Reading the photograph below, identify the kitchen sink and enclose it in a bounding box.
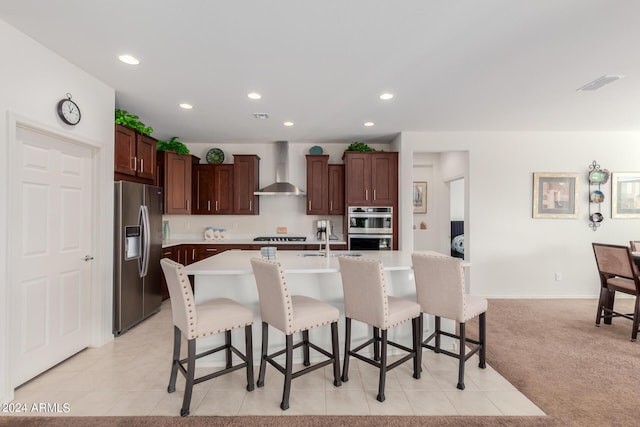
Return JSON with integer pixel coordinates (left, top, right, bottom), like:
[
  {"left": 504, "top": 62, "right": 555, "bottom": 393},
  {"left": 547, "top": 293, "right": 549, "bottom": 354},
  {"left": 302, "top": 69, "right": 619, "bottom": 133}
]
[{"left": 297, "top": 251, "right": 362, "bottom": 257}]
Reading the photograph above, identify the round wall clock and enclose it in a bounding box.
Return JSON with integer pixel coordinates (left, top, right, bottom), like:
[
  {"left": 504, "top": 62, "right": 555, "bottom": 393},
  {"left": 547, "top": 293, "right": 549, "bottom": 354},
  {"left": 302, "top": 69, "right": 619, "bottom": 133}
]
[{"left": 57, "top": 93, "right": 81, "bottom": 125}]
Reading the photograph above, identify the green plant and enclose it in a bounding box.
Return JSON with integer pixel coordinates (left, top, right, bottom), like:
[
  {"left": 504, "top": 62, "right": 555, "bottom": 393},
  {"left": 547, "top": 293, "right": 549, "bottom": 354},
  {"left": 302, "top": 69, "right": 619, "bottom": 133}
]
[
  {"left": 157, "top": 136, "right": 190, "bottom": 155},
  {"left": 115, "top": 109, "right": 154, "bottom": 135},
  {"left": 345, "top": 141, "right": 377, "bottom": 152}
]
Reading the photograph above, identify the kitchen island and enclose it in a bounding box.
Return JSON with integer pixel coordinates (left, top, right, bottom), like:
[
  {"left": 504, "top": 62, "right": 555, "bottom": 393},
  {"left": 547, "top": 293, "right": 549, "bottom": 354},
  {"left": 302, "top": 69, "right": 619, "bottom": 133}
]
[{"left": 184, "top": 249, "right": 421, "bottom": 366}]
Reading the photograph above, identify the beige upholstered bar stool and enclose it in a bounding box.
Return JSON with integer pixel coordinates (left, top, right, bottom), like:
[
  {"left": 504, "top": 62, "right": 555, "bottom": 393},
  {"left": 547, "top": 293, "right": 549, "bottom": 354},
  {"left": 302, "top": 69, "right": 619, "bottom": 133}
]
[
  {"left": 411, "top": 252, "right": 487, "bottom": 390},
  {"left": 250, "top": 258, "right": 341, "bottom": 410},
  {"left": 160, "top": 259, "right": 254, "bottom": 417},
  {"left": 338, "top": 256, "right": 422, "bottom": 402}
]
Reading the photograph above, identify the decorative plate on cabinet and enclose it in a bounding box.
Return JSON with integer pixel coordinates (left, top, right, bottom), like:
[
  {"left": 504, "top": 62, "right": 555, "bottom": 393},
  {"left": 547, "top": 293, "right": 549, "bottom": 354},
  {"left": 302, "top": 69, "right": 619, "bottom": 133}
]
[
  {"left": 206, "top": 148, "right": 225, "bottom": 164},
  {"left": 309, "top": 146, "right": 323, "bottom": 155}
]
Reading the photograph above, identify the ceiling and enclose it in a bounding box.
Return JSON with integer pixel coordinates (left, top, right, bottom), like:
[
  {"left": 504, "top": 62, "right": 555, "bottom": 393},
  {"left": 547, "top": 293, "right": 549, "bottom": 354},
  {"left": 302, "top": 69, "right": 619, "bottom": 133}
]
[{"left": 2, "top": 0, "right": 640, "bottom": 144}]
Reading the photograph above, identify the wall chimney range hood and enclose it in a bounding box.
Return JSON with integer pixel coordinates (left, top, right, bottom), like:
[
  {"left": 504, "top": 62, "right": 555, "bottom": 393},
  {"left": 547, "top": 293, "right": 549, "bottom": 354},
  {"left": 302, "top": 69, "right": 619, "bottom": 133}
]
[{"left": 254, "top": 141, "right": 305, "bottom": 196}]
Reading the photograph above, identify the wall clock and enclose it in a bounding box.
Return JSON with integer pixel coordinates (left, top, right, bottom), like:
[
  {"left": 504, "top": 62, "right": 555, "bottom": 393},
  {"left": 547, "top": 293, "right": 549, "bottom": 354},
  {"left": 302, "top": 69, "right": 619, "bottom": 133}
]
[{"left": 57, "top": 93, "right": 81, "bottom": 125}]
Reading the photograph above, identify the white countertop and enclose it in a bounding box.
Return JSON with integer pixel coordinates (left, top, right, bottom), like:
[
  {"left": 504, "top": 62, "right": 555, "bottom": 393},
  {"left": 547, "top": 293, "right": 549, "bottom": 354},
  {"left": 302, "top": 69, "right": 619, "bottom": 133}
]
[{"left": 184, "top": 249, "right": 422, "bottom": 275}]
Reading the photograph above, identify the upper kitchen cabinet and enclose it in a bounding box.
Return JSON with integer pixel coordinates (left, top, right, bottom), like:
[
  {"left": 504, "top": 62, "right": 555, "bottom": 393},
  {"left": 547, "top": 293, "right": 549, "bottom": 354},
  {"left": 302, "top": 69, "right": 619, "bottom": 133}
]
[
  {"left": 233, "top": 155, "right": 260, "bottom": 215},
  {"left": 114, "top": 124, "right": 157, "bottom": 183},
  {"left": 158, "top": 151, "right": 198, "bottom": 214},
  {"left": 344, "top": 151, "right": 398, "bottom": 206},
  {"left": 328, "top": 164, "right": 345, "bottom": 214},
  {"left": 306, "top": 155, "right": 328, "bottom": 215},
  {"left": 306, "top": 155, "right": 345, "bottom": 215},
  {"left": 192, "top": 164, "right": 234, "bottom": 215}
]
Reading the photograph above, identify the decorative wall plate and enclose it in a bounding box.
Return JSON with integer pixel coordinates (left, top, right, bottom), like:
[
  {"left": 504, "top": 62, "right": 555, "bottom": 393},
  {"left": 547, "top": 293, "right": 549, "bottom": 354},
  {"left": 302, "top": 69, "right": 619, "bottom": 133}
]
[
  {"left": 206, "top": 148, "right": 225, "bottom": 164},
  {"left": 590, "top": 190, "right": 604, "bottom": 203},
  {"left": 589, "top": 169, "right": 609, "bottom": 184}
]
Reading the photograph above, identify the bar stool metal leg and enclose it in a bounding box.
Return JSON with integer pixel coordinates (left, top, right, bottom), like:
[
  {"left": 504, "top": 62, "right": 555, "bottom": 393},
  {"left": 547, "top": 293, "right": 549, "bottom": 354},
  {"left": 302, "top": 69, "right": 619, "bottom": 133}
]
[
  {"left": 373, "top": 327, "right": 381, "bottom": 361},
  {"left": 168, "top": 326, "right": 181, "bottom": 393},
  {"left": 257, "top": 322, "right": 268, "bottom": 387},
  {"left": 412, "top": 316, "right": 421, "bottom": 379},
  {"left": 225, "top": 330, "right": 232, "bottom": 369},
  {"left": 245, "top": 324, "right": 255, "bottom": 391},
  {"left": 181, "top": 339, "right": 196, "bottom": 416},
  {"left": 434, "top": 316, "right": 441, "bottom": 352},
  {"left": 342, "top": 317, "right": 352, "bottom": 382},
  {"left": 377, "top": 330, "right": 387, "bottom": 402},
  {"left": 479, "top": 313, "right": 486, "bottom": 369},
  {"left": 281, "top": 334, "right": 294, "bottom": 410},
  {"left": 457, "top": 322, "right": 466, "bottom": 390},
  {"left": 330, "top": 322, "right": 341, "bottom": 386},
  {"left": 302, "top": 330, "right": 310, "bottom": 366}
]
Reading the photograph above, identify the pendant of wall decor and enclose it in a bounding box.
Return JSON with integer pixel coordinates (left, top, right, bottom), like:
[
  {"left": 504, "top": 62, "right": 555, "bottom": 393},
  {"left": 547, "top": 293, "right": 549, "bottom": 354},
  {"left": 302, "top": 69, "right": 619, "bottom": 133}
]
[{"left": 588, "top": 160, "right": 608, "bottom": 231}]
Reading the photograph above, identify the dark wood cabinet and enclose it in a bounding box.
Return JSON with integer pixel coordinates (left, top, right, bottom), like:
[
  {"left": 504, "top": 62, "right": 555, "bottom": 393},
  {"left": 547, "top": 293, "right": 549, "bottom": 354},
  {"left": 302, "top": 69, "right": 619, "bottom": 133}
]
[
  {"left": 233, "top": 155, "right": 260, "bottom": 215},
  {"left": 328, "top": 164, "right": 345, "bottom": 215},
  {"left": 158, "top": 151, "right": 198, "bottom": 214},
  {"left": 306, "top": 155, "right": 328, "bottom": 214},
  {"left": 306, "top": 155, "right": 345, "bottom": 215},
  {"left": 160, "top": 246, "right": 175, "bottom": 300},
  {"left": 114, "top": 124, "right": 157, "bottom": 183},
  {"left": 192, "top": 164, "right": 234, "bottom": 215},
  {"left": 344, "top": 152, "right": 398, "bottom": 206}
]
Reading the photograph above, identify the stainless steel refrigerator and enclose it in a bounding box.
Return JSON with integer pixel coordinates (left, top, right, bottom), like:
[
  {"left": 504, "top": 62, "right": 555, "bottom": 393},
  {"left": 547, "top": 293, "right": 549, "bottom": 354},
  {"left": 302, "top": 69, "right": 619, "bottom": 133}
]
[{"left": 113, "top": 181, "right": 163, "bottom": 336}]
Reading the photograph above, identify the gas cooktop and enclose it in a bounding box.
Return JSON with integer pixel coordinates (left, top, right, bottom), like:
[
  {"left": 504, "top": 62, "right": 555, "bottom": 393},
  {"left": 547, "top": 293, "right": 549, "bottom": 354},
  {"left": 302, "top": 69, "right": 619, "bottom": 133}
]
[{"left": 253, "top": 236, "right": 307, "bottom": 242}]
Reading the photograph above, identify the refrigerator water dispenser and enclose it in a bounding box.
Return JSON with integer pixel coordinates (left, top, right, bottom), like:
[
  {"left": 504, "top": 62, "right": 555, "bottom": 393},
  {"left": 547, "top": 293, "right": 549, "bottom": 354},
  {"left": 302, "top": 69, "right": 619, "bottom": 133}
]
[{"left": 125, "top": 226, "right": 141, "bottom": 260}]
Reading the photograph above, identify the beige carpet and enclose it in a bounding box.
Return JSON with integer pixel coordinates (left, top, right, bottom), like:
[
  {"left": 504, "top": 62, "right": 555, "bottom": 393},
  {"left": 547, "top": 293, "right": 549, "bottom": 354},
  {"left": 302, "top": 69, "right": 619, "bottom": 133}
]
[{"left": 2, "top": 298, "right": 637, "bottom": 426}]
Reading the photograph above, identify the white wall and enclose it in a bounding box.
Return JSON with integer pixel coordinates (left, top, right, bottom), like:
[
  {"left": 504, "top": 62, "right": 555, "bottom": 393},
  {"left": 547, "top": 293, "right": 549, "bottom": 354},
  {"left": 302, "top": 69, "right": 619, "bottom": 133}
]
[
  {"left": 0, "top": 20, "right": 115, "bottom": 403},
  {"left": 400, "top": 131, "right": 640, "bottom": 298}
]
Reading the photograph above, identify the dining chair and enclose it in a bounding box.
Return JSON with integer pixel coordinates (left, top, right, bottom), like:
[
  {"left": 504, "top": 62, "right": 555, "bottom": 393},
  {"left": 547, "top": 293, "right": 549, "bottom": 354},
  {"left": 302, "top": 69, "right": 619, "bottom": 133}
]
[
  {"left": 160, "top": 258, "right": 254, "bottom": 416},
  {"left": 592, "top": 243, "right": 640, "bottom": 341},
  {"left": 338, "top": 256, "right": 421, "bottom": 402},
  {"left": 250, "top": 258, "right": 341, "bottom": 410},
  {"left": 411, "top": 252, "right": 487, "bottom": 390}
]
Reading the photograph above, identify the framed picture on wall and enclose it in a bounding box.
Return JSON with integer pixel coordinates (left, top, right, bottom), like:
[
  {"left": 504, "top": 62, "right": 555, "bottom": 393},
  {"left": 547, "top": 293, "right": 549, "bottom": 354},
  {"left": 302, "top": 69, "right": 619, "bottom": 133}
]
[
  {"left": 413, "top": 181, "right": 427, "bottom": 213},
  {"left": 532, "top": 172, "right": 579, "bottom": 218},
  {"left": 611, "top": 172, "right": 640, "bottom": 218}
]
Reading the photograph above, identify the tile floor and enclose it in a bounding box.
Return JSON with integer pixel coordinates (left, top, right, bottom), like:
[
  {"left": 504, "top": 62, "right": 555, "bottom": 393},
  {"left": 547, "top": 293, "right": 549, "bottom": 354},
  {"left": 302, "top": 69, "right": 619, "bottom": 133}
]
[{"left": 8, "top": 301, "right": 544, "bottom": 417}]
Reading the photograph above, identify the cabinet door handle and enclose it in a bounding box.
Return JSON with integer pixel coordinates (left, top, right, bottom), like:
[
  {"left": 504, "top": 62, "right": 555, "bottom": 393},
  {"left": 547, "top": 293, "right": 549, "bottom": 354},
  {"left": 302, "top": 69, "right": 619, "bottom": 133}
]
[
  {"left": 205, "top": 248, "right": 218, "bottom": 252},
  {"left": 140, "top": 158, "right": 144, "bottom": 173},
  {"left": 249, "top": 200, "right": 252, "bottom": 211},
  {"left": 330, "top": 201, "right": 333, "bottom": 211},
  {"left": 207, "top": 200, "right": 211, "bottom": 211},
  {"left": 373, "top": 189, "right": 376, "bottom": 200},
  {"left": 308, "top": 200, "right": 311, "bottom": 211},
  {"left": 192, "top": 249, "right": 195, "bottom": 260},
  {"left": 215, "top": 200, "right": 219, "bottom": 211},
  {"left": 132, "top": 156, "right": 138, "bottom": 172},
  {"left": 186, "top": 200, "right": 190, "bottom": 211},
  {"left": 365, "top": 189, "right": 368, "bottom": 200},
  {"left": 177, "top": 251, "right": 181, "bottom": 263}
]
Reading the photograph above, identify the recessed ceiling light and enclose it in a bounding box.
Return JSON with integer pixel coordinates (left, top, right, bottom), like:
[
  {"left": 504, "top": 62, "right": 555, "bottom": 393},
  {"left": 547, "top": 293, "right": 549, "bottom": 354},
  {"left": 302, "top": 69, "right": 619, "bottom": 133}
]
[
  {"left": 364, "top": 122, "right": 375, "bottom": 127},
  {"left": 283, "top": 121, "right": 294, "bottom": 127},
  {"left": 247, "top": 92, "right": 262, "bottom": 100},
  {"left": 118, "top": 54, "right": 139, "bottom": 65},
  {"left": 379, "top": 93, "right": 394, "bottom": 100},
  {"left": 179, "top": 103, "right": 193, "bottom": 109}
]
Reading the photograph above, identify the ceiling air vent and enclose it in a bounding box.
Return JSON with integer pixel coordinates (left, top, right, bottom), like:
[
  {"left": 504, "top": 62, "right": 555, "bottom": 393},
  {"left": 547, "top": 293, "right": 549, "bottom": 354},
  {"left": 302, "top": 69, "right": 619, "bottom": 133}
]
[
  {"left": 576, "top": 75, "right": 624, "bottom": 91},
  {"left": 253, "top": 113, "right": 269, "bottom": 119}
]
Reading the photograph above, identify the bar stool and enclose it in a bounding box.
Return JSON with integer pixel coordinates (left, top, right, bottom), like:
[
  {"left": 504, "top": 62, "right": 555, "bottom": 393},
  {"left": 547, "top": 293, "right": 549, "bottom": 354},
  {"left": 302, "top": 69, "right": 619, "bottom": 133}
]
[
  {"left": 250, "top": 258, "right": 341, "bottom": 410},
  {"left": 411, "top": 252, "right": 487, "bottom": 390},
  {"left": 160, "top": 259, "right": 254, "bottom": 417},
  {"left": 338, "top": 256, "right": 422, "bottom": 402}
]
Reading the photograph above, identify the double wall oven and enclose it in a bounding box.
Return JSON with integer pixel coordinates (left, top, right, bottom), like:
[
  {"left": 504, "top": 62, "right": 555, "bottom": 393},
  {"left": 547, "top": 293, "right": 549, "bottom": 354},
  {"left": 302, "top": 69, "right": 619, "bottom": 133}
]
[{"left": 347, "top": 206, "right": 393, "bottom": 250}]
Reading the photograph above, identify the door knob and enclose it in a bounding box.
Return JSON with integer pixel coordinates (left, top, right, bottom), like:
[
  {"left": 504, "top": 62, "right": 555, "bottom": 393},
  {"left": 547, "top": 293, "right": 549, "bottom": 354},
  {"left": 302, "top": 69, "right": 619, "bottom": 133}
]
[{"left": 83, "top": 255, "right": 94, "bottom": 262}]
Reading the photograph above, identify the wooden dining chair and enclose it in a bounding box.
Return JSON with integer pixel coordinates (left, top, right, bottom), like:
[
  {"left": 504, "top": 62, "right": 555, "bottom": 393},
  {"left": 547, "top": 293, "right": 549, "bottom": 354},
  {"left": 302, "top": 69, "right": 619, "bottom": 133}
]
[{"left": 592, "top": 243, "right": 640, "bottom": 341}]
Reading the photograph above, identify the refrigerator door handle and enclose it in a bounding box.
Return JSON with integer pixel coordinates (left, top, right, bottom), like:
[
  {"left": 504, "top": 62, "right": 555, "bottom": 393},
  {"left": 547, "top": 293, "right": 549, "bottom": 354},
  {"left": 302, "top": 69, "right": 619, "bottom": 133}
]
[{"left": 139, "top": 205, "right": 151, "bottom": 278}]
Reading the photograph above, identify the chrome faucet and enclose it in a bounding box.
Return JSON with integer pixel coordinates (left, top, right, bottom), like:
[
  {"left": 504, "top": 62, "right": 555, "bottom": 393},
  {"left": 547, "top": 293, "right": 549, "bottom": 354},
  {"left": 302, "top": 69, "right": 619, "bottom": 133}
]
[{"left": 324, "top": 220, "right": 331, "bottom": 257}]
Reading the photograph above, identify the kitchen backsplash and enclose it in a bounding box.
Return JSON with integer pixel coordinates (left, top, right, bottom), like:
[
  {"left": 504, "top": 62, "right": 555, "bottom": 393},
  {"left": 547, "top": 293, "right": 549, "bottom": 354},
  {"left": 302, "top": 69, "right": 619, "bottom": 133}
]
[{"left": 164, "top": 196, "right": 344, "bottom": 238}]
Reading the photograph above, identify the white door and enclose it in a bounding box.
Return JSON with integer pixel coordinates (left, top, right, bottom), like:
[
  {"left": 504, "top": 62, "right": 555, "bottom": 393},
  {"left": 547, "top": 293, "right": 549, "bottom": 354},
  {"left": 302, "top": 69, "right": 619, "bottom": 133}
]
[{"left": 11, "top": 125, "right": 93, "bottom": 387}]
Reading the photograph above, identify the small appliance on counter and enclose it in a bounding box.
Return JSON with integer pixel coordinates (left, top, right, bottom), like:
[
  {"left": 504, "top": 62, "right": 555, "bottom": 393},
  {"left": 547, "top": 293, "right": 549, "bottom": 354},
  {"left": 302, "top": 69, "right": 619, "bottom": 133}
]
[{"left": 204, "top": 227, "right": 227, "bottom": 241}]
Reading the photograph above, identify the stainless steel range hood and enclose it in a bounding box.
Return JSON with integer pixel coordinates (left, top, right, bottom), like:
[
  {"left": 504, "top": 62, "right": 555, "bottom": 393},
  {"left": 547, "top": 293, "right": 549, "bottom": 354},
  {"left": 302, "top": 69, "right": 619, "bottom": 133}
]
[{"left": 254, "top": 141, "right": 305, "bottom": 196}]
